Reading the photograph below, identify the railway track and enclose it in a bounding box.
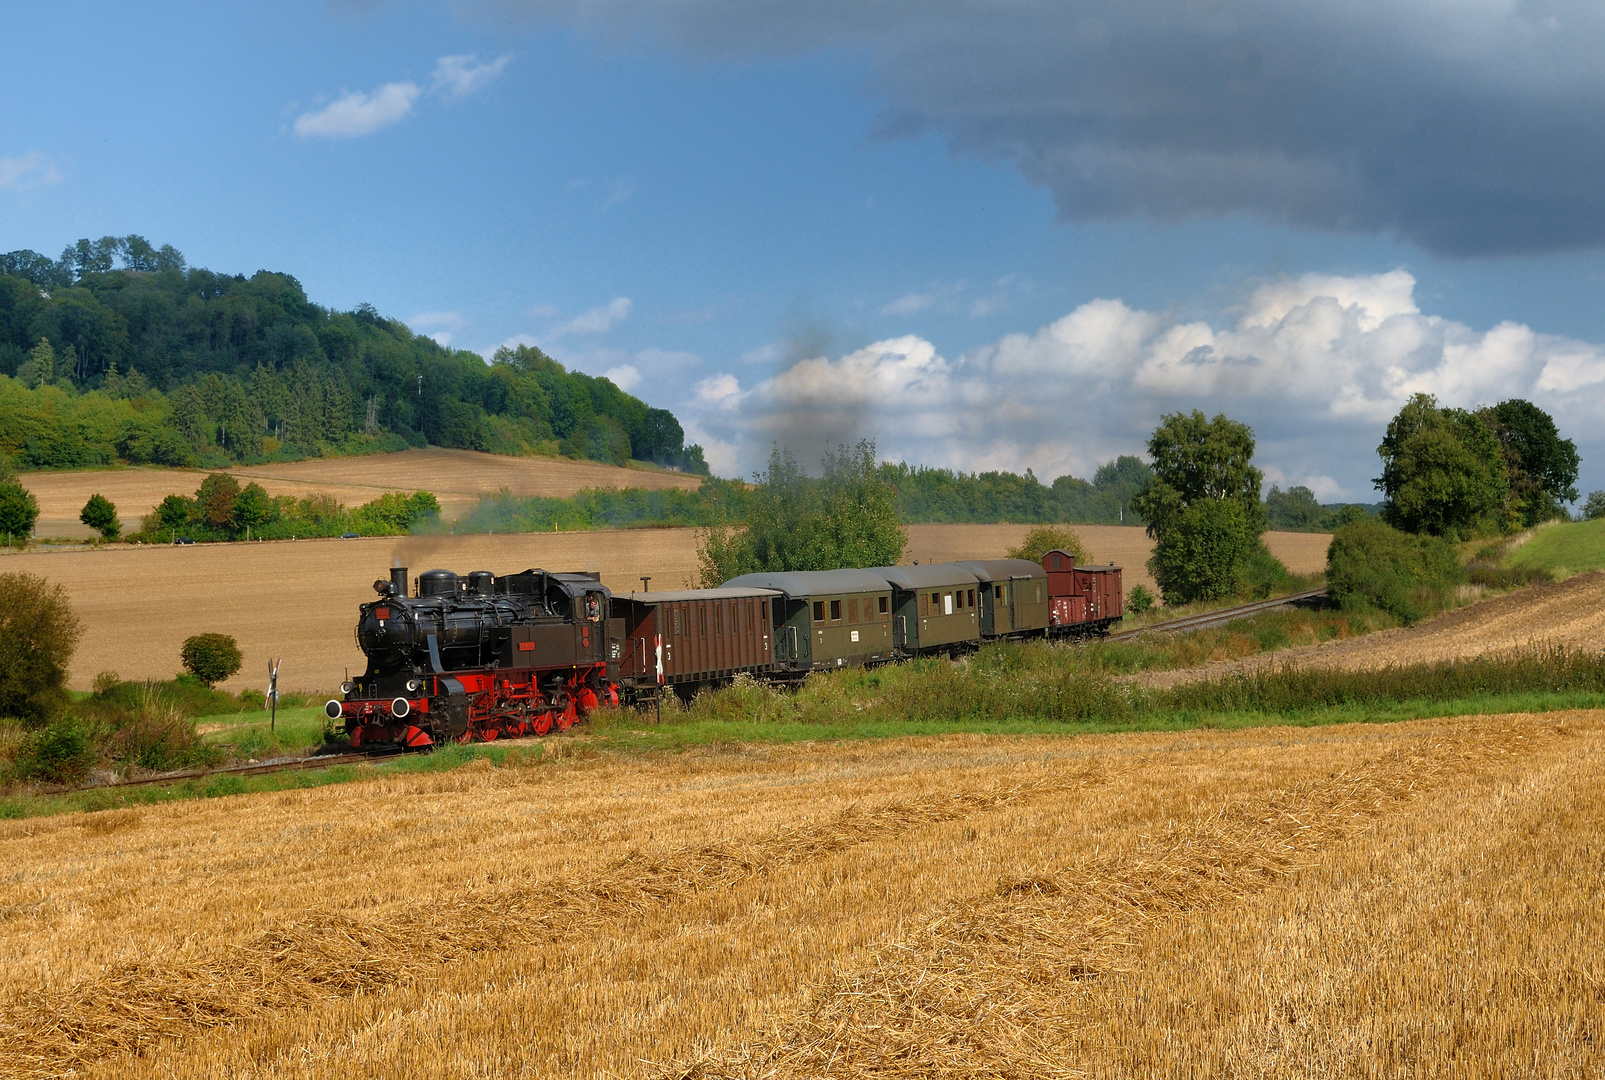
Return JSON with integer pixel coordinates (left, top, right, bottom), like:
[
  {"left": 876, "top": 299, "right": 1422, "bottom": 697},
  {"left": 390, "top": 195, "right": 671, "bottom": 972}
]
[
  {"left": 1108, "top": 587, "right": 1328, "bottom": 639},
  {"left": 45, "top": 747, "right": 409, "bottom": 796}
]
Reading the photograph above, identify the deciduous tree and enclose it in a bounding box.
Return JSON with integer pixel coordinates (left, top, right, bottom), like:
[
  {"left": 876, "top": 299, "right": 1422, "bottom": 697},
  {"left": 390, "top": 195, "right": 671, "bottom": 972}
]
[
  {"left": 1132, "top": 411, "right": 1266, "bottom": 604},
  {"left": 79, "top": 493, "right": 120, "bottom": 539},
  {"left": 1376, "top": 393, "right": 1507, "bottom": 538}
]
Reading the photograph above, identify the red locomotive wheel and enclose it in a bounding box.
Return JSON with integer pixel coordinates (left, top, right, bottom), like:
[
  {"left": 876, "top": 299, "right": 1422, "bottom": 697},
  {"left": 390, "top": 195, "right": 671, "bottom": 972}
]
[
  {"left": 556, "top": 702, "right": 577, "bottom": 732},
  {"left": 480, "top": 724, "right": 499, "bottom": 741},
  {"left": 577, "top": 687, "right": 600, "bottom": 714},
  {"left": 532, "top": 710, "right": 553, "bottom": 736}
]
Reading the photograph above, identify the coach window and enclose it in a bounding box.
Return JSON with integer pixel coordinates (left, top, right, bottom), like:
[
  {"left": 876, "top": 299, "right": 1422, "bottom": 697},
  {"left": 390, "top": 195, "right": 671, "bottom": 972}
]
[
  {"left": 968, "top": 589, "right": 976, "bottom": 608},
  {"left": 813, "top": 601, "right": 824, "bottom": 621},
  {"left": 830, "top": 599, "right": 842, "bottom": 621},
  {"left": 878, "top": 596, "right": 889, "bottom": 615}
]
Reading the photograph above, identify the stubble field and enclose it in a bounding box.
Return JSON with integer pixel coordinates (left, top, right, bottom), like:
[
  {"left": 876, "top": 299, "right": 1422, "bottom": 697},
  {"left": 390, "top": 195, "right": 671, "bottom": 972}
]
[
  {"left": 1, "top": 710, "right": 1598, "bottom": 1078},
  {"left": 0, "top": 525, "right": 1328, "bottom": 693},
  {"left": 19, "top": 448, "right": 703, "bottom": 537}
]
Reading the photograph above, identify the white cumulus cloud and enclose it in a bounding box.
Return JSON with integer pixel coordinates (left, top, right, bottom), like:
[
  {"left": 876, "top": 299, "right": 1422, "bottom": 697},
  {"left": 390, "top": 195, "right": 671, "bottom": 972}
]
[
  {"left": 0, "top": 151, "right": 63, "bottom": 191},
  {"left": 679, "top": 270, "right": 1605, "bottom": 499},
  {"left": 603, "top": 364, "right": 641, "bottom": 391},
  {"left": 555, "top": 297, "right": 632, "bottom": 336},
  {"left": 431, "top": 54, "right": 512, "bottom": 98},
  {"left": 294, "top": 82, "right": 420, "bottom": 138}
]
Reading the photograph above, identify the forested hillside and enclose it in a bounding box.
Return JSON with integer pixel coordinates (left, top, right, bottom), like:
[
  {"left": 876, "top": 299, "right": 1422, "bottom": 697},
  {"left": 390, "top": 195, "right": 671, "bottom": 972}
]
[{"left": 0, "top": 236, "right": 707, "bottom": 473}]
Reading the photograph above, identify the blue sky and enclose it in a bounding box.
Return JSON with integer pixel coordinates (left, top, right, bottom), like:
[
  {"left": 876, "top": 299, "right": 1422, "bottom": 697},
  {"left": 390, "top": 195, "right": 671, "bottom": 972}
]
[{"left": 8, "top": 1, "right": 1605, "bottom": 500}]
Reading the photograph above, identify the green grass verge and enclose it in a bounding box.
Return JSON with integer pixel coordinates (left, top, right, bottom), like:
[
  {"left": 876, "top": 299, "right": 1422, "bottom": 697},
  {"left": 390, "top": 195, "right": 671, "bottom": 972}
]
[
  {"left": 194, "top": 704, "right": 330, "bottom": 759},
  {"left": 8, "top": 636, "right": 1600, "bottom": 823},
  {"left": 0, "top": 741, "right": 561, "bottom": 822},
  {"left": 1505, "top": 518, "right": 1605, "bottom": 576}
]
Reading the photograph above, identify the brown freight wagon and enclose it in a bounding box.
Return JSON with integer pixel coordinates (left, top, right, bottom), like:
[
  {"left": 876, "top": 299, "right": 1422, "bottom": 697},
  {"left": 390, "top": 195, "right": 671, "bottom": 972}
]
[
  {"left": 1042, "top": 549, "right": 1123, "bottom": 638},
  {"left": 610, "top": 587, "right": 780, "bottom": 700}
]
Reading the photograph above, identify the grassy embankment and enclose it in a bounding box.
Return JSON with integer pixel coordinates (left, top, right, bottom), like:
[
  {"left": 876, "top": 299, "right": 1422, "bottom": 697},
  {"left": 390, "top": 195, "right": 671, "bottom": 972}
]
[
  {"left": 1502, "top": 516, "right": 1605, "bottom": 577},
  {"left": 6, "top": 617, "right": 1601, "bottom": 820}
]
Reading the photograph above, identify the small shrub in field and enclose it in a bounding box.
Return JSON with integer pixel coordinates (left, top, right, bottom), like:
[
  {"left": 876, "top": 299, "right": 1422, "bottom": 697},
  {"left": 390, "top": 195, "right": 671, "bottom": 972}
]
[
  {"left": 14, "top": 719, "right": 94, "bottom": 784},
  {"left": 1326, "top": 518, "right": 1463, "bottom": 624},
  {"left": 92, "top": 671, "right": 121, "bottom": 696},
  {"left": 101, "top": 687, "right": 219, "bottom": 772},
  {"left": 1127, "top": 584, "right": 1155, "bottom": 615},
  {"left": 79, "top": 494, "right": 121, "bottom": 539},
  {"left": 181, "top": 634, "right": 243, "bottom": 686},
  {"left": 0, "top": 572, "right": 84, "bottom": 725},
  {"left": 1006, "top": 525, "right": 1088, "bottom": 565}
]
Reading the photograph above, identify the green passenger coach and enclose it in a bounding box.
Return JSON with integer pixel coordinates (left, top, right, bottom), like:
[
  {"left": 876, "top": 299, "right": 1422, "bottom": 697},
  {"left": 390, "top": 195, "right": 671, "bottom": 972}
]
[
  {"left": 948, "top": 559, "right": 1051, "bottom": 640},
  {"left": 867, "top": 564, "right": 983, "bottom": 657},
  {"left": 720, "top": 569, "right": 895, "bottom": 672}
]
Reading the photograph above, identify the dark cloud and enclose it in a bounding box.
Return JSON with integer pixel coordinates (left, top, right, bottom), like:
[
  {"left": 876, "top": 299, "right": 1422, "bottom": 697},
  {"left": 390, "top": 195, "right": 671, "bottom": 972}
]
[{"left": 470, "top": 0, "right": 1605, "bottom": 255}]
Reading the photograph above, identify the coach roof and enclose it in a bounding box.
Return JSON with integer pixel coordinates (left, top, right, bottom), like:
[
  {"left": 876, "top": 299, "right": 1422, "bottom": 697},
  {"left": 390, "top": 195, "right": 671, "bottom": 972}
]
[
  {"left": 721, "top": 569, "right": 894, "bottom": 596},
  {"left": 948, "top": 558, "right": 1048, "bottom": 582},
  {"left": 864, "top": 564, "right": 981, "bottom": 591},
  {"left": 615, "top": 587, "right": 780, "bottom": 603}
]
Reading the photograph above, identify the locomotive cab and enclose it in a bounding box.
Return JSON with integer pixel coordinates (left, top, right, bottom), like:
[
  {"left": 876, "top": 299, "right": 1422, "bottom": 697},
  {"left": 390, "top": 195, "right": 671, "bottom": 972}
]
[{"left": 333, "top": 565, "right": 616, "bottom": 748}]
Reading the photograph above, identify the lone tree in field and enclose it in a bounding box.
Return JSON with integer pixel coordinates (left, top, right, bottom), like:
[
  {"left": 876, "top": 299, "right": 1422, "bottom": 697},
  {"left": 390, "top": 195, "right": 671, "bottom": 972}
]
[
  {"left": 0, "top": 472, "right": 39, "bottom": 545},
  {"left": 1006, "top": 524, "right": 1089, "bottom": 565},
  {"left": 1132, "top": 411, "right": 1265, "bottom": 605},
  {"left": 698, "top": 439, "right": 906, "bottom": 585},
  {"left": 1376, "top": 393, "right": 1507, "bottom": 538},
  {"left": 181, "top": 633, "right": 243, "bottom": 686},
  {"left": 0, "top": 571, "right": 84, "bottom": 725},
  {"left": 79, "top": 493, "right": 121, "bottom": 540}
]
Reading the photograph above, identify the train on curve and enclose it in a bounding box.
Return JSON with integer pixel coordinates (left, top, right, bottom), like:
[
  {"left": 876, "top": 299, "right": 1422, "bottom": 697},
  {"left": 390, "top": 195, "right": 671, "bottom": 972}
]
[{"left": 327, "top": 550, "right": 1121, "bottom": 748}]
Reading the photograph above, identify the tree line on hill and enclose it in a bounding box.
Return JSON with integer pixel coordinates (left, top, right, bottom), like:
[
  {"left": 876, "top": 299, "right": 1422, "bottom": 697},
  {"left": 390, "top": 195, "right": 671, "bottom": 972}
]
[{"left": 0, "top": 236, "right": 708, "bottom": 473}]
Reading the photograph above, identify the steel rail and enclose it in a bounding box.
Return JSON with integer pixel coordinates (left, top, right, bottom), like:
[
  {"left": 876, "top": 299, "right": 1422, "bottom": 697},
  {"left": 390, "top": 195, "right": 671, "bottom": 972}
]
[
  {"left": 1107, "top": 588, "right": 1328, "bottom": 639},
  {"left": 41, "top": 748, "right": 409, "bottom": 796}
]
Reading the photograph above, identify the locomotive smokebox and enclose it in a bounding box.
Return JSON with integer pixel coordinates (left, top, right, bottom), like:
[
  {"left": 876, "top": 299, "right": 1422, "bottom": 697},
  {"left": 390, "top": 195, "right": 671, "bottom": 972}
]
[{"left": 390, "top": 566, "right": 409, "bottom": 597}]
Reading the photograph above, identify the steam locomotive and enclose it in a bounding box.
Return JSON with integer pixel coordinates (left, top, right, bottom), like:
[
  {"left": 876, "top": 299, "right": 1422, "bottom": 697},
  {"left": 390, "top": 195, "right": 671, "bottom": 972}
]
[
  {"left": 325, "top": 565, "right": 617, "bottom": 747},
  {"left": 328, "top": 551, "right": 1122, "bottom": 748}
]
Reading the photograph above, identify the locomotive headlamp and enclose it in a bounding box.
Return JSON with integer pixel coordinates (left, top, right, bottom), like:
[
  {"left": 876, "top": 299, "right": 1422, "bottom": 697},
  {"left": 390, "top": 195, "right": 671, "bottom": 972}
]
[
  {"left": 341, "top": 680, "right": 355, "bottom": 694},
  {"left": 406, "top": 678, "right": 421, "bottom": 692}
]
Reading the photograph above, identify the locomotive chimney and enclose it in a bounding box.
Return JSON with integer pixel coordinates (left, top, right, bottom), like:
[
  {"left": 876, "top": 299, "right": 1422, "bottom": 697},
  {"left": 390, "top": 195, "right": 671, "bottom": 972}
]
[{"left": 390, "top": 566, "right": 409, "bottom": 597}]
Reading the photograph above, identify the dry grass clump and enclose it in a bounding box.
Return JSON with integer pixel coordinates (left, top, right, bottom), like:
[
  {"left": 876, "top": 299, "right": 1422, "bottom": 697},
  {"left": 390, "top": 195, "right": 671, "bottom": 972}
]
[
  {"left": 669, "top": 719, "right": 1565, "bottom": 1079},
  {"left": 0, "top": 716, "right": 1597, "bottom": 1079},
  {"left": 0, "top": 775, "right": 1094, "bottom": 1077}
]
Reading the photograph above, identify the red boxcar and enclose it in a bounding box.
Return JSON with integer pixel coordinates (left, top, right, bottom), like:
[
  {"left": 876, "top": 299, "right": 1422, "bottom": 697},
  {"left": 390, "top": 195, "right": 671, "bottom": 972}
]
[{"left": 1042, "top": 549, "right": 1123, "bottom": 638}]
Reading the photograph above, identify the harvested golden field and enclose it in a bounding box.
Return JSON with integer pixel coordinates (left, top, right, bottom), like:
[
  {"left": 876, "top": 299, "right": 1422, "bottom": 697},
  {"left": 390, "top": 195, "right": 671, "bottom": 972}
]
[
  {"left": 20, "top": 449, "right": 703, "bottom": 537},
  {"left": 1137, "top": 569, "right": 1605, "bottom": 689},
  {"left": 0, "top": 524, "right": 1328, "bottom": 693},
  {"left": 1, "top": 712, "right": 1598, "bottom": 1078}
]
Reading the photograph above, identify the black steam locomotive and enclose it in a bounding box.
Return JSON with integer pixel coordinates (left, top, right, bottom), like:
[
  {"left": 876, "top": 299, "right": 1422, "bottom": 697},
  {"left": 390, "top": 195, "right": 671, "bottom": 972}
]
[{"left": 325, "top": 565, "right": 616, "bottom": 747}]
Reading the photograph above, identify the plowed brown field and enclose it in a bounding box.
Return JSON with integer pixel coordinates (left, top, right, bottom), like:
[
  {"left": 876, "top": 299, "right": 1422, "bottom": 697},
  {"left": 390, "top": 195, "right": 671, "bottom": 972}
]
[
  {"left": 2, "top": 711, "right": 1598, "bottom": 1078},
  {"left": 0, "top": 525, "right": 1327, "bottom": 693},
  {"left": 19, "top": 449, "right": 703, "bottom": 537},
  {"left": 1136, "top": 570, "right": 1605, "bottom": 689}
]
